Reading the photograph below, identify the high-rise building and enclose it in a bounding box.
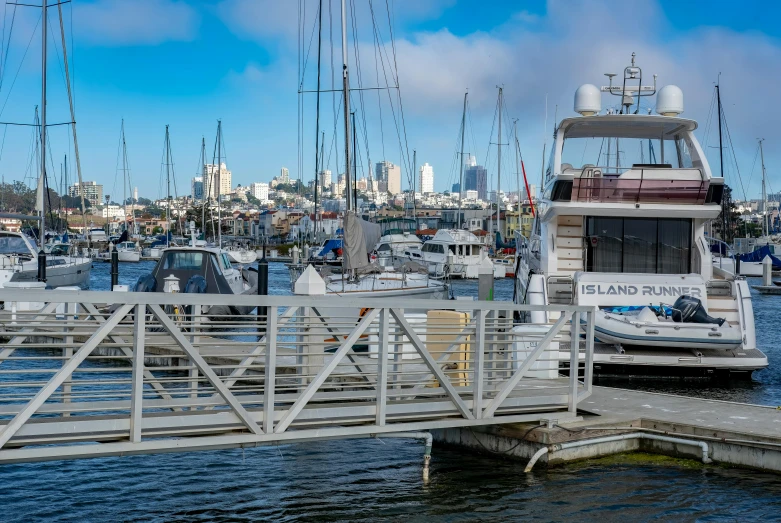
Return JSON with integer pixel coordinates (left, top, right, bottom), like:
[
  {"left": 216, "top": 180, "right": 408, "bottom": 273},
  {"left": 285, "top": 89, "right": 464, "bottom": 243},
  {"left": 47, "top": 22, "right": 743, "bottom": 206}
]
[
  {"left": 452, "top": 183, "right": 461, "bottom": 194},
  {"left": 203, "top": 163, "right": 232, "bottom": 198},
  {"left": 464, "top": 164, "right": 487, "bottom": 200},
  {"left": 69, "top": 181, "right": 103, "bottom": 207},
  {"left": 250, "top": 182, "right": 269, "bottom": 201},
  {"left": 191, "top": 177, "right": 204, "bottom": 201},
  {"left": 418, "top": 162, "right": 434, "bottom": 194},
  {"left": 279, "top": 167, "right": 290, "bottom": 184},
  {"left": 319, "top": 170, "right": 332, "bottom": 189},
  {"left": 375, "top": 161, "right": 401, "bottom": 195}
]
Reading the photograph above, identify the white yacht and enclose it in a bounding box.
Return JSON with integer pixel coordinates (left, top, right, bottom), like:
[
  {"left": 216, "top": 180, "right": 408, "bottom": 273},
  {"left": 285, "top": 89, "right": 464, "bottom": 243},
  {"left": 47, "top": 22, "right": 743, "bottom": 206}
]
[
  {"left": 224, "top": 243, "right": 257, "bottom": 265},
  {"left": 514, "top": 55, "right": 767, "bottom": 377},
  {"left": 409, "top": 229, "right": 488, "bottom": 278},
  {"left": 373, "top": 232, "right": 423, "bottom": 268},
  {"left": 0, "top": 231, "right": 91, "bottom": 288}
]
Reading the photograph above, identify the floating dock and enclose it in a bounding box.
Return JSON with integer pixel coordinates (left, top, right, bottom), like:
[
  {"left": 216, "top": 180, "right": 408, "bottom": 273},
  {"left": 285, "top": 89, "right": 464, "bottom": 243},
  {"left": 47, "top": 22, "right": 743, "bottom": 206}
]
[{"left": 435, "top": 386, "right": 781, "bottom": 472}]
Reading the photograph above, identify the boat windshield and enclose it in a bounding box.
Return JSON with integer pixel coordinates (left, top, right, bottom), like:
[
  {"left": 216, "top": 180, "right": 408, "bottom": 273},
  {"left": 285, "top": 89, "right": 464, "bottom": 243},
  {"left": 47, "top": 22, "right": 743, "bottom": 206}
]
[
  {"left": 561, "top": 135, "right": 694, "bottom": 174},
  {"left": 0, "top": 235, "right": 32, "bottom": 256},
  {"left": 162, "top": 251, "right": 204, "bottom": 270}
]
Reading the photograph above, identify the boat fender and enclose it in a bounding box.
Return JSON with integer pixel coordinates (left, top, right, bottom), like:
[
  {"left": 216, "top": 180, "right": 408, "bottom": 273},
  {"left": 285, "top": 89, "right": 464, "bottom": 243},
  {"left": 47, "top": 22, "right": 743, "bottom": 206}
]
[
  {"left": 134, "top": 273, "right": 157, "bottom": 293},
  {"left": 184, "top": 275, "right": 208, "bottom": 294}
]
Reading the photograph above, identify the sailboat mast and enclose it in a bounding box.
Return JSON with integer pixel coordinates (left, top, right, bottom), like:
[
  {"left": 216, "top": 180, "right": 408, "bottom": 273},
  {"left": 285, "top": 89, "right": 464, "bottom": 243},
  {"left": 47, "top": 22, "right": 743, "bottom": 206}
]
[
  {"left": 340, "top": 0, "right": 352, "bottom": 212},
  {"left": 496, "top": 87, "right": 503, "bottom": 237},
  {"left": 716, "top": 84, "right": 724, "bottom": 179},
  {"left": 217, "top": 120, "right": 222, "bottom": 248},
  {"left": 412, "top": 148, "right": 417, "bottom": 221},
  {"left": 457, "top": 91, "right": 467, "bottom": 226},
  {"left": 39, "top": 0, "right": 48, "bottom": 249},
  {"left": 760, "top": 138, "right": 768, "bottom": 237},
  {"left": 122, "top": 120, "right": 127, "bottom": 234},
  {"left": 165, "top": 125, "right": 172, "bottom": 247},
  {"left": 200, "top": 137, "right": 206, "bottom": 240}
]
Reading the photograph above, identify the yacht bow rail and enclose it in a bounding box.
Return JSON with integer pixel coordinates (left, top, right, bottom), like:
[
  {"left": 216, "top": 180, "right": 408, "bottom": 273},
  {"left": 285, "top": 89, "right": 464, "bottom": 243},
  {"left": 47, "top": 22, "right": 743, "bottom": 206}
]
[{"left": 0, "top": 289, "right": 594, "bottom": 464}]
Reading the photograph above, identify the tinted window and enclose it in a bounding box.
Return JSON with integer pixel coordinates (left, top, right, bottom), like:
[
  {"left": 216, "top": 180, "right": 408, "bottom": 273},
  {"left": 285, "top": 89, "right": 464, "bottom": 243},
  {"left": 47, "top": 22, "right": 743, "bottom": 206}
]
[{"left": 586, "top": 217, "right": 691, "bottom": 274}]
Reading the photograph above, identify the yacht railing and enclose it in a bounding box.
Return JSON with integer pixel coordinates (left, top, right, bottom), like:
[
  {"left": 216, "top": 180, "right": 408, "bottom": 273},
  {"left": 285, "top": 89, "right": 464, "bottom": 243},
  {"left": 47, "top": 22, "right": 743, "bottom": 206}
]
[{"left": 572, "top": 171, "right": 708, "bottom": 205}]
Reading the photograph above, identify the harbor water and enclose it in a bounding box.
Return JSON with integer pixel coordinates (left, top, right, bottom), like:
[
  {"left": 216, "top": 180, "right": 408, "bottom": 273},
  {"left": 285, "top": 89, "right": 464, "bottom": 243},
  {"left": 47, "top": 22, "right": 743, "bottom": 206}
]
[{"left": 1, "top": 261, "right": 779, "bottom": 522}]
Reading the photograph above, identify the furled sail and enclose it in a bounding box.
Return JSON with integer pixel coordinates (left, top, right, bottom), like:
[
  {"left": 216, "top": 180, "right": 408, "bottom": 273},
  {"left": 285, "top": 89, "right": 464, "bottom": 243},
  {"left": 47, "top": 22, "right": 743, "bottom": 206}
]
[{"left": 343, "top": 211, "right": 381, "bottom": 271}]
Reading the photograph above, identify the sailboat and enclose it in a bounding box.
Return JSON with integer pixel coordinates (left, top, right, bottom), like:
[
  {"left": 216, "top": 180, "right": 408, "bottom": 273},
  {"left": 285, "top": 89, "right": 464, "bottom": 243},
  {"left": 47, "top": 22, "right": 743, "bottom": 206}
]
[
  {"left": 290, "top": 0, "right": 447, "bottom": 306},
  {"left": 0, "top": 1, "right": 92, "bottom": 288}
]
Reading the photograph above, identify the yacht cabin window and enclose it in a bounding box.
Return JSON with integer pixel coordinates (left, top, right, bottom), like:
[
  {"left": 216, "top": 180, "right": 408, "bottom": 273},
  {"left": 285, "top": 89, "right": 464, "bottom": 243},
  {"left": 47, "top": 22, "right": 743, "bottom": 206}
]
[
  {"left": 162, "top": 252, "right": 203, "bottom": 271},
  {"left": 562, "top": 135, "right": 694, "bottom": 174},
  {"left": 585, "top": 217, "right": 691, "bottom": 274}
]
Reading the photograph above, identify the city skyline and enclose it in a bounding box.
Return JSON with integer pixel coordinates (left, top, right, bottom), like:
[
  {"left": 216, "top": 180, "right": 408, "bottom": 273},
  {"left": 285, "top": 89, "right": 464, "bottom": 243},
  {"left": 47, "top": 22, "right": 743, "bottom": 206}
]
[{"left": 0, "top": 1, "right": 777, "bottom": 205}]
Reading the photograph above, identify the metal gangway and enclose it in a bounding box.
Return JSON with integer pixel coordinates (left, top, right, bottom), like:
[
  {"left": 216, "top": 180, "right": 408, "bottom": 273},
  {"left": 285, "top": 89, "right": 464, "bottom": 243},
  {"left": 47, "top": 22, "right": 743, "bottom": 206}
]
[{"left": 0, "top": 289, "right": 594, "bottom": 465}]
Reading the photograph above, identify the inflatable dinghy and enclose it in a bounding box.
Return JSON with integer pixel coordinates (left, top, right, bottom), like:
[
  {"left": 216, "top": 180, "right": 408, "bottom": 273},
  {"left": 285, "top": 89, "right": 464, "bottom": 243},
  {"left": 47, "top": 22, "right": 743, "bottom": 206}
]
[{"left": 592, "top": 296, "right": 743, "bottom": 350}]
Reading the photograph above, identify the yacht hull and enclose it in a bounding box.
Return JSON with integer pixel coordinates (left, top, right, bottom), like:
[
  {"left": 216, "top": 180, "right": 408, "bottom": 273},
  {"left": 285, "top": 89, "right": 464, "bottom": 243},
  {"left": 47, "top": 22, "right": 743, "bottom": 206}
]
[{"left": 6, "top": 259, "right": 92, "bottom": 289}]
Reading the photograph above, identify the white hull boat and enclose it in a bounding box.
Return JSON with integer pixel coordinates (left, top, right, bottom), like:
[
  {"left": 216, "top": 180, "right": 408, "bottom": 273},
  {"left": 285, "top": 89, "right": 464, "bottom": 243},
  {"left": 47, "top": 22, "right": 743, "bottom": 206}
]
[
  {"left": 225, "top": 249, "right": 257, "bottom": 264},
  {"left": 593, "top": 306, "right": 743, "bottom": 350}
]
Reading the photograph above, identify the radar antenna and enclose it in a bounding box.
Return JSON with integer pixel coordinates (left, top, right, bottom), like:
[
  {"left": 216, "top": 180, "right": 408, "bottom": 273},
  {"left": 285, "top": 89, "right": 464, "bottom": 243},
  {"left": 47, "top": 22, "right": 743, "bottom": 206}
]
[{"left": 602, "top": 52, "right": 657, "bottom": 114}]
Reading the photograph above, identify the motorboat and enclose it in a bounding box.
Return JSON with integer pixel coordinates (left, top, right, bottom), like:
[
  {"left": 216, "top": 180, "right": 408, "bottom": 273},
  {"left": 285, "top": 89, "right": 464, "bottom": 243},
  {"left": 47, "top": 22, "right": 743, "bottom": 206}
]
[
  {"left": 0, "top": 231, "right": 91, "bottom": 289},
  {"left": 491, "top": 255, "right": 515, "bottom": 278},
  {"left": 224, "top": 242, "right": 257, "bottom": 264},
  {"left": 372, "top": 232, "right": 422, "bottom": 268},
  {"left": 134, "top": 225, "right": 258, "bottom": 319},
  {"left": 513, "top": 54, "right": 767, "bottom": 377},
  {"left": 410, "top": 229, "right": 487, "bottom": 278},
  {"left": 115, "top": 241, "right": 141, "bottom": 262}
]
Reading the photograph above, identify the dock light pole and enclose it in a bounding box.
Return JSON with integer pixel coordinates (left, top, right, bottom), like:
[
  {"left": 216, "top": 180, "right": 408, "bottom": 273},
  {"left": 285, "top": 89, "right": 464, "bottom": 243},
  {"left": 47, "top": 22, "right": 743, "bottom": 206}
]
[{"left": 258, "top": 244, "right": 269, "bottom": 332}]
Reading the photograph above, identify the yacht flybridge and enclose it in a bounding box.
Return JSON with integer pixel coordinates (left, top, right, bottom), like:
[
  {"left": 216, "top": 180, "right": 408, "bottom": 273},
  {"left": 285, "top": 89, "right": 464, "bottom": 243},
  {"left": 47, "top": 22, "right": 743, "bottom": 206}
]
[{"left": 514, "top": 54, "right": 767, "bottom": 377}]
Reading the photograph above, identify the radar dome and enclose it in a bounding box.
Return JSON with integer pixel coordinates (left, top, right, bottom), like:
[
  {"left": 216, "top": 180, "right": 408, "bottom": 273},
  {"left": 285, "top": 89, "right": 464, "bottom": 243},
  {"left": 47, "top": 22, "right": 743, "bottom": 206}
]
[
  {"left": 656, "top": 85, "right": 684, "bottom": 116},
  {"left": 574, "top": 84, "right": 600, "bottom": 116}
]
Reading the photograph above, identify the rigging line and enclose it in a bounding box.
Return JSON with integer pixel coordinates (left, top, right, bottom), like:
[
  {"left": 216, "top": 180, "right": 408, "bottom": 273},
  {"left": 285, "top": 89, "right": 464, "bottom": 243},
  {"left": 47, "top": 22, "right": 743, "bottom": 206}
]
[
  {"left": 701, "top": 86, "right": 716, "bottom": 150},
  {"left": 374, "top": 0, "right": 412, "bottom": 183},
  {"left": 349, "top": 0, "right": 372, "bottom": 185},
  {"left": 367, "top": 0, "right": 386, "bottom": 162},
  {"left": 0, "top": 12, "right": 40, "bottom": 120},
  {"left": 0, "top": 123, "right": 7, "bottom": 166},
  {"left": 329, "top": 0, "right": 339, "bottom": 181},
  {"left": 721, "top": 103, "right": 749, "bottom": 201},
  {"left": 369, "top": 10, "right": 411, "bottom": 188},
  {"left": 299, "top": 0, "right": 321, "bottom": 91},
  {"left": 0, "top": 3, "right": 17, "bottom": 92}
]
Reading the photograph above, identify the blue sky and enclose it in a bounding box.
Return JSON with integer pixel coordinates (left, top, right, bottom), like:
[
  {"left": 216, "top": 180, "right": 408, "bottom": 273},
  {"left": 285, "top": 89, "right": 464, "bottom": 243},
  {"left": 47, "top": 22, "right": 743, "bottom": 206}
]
[{"left": 0, "top": 0, "right": 779, "bottom": 202}]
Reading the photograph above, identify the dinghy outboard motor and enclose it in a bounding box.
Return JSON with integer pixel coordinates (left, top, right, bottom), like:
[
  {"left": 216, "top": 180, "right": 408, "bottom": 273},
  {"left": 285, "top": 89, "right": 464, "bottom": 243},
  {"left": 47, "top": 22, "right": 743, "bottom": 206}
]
[
  {"left": 134, "top": 273, "right": 157, "bottom": 292},
  {"left": 672, "top": 295, "right": 725, "bottom": 326}
]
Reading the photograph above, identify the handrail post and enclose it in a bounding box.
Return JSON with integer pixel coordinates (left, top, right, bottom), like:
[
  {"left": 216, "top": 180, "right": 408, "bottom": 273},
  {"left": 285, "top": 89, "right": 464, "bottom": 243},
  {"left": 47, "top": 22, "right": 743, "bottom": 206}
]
[
  {"left": 376, "top": 308, "right": 389, "bottom": 426},
  {"left": 473, "top": 309, "right": 485, "bottom": 418},
  {"left": 583, "top": 308, "right": 595, "bottom": 396},
  {"left": 569, "top": 311, "right": 580, "bottom": 413},
  {"left": 130, "top": 304, "right": 146, "bottom": 443},
  {"left": 263, "top": 306, "right": 277, "bottom": 433}
]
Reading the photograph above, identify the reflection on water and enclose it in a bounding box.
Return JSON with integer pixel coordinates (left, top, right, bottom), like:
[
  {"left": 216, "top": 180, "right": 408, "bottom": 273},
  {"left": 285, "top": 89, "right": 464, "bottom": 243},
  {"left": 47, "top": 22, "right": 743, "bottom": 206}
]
[{"left": 1, "top": 262, "right": 775, "bottom": 521}]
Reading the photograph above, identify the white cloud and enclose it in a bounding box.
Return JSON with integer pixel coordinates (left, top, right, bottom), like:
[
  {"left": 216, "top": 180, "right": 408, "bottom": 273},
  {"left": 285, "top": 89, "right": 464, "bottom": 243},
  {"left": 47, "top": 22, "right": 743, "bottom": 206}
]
[{"left": 74, "top": 0, "right": 200, "bottom": 46}]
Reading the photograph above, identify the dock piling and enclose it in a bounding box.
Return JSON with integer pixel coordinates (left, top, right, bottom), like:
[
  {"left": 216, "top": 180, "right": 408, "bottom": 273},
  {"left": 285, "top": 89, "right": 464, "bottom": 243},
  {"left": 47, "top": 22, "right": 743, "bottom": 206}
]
[
  {"left": 258, "top": 246, "right": 268, "bottom": 331},
  {"left": 110, "top": 246, "right": 119, "bottom": 289},
  {"left": 36, "top": 250, "right": 46, "bottom": 283}
]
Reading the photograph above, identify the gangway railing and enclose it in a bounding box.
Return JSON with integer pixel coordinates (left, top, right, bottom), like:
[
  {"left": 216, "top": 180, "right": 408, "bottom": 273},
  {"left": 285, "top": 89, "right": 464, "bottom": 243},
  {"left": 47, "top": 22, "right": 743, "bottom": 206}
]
[{"left": 0, "top": 289, "right": 594, "bottom": 464}]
